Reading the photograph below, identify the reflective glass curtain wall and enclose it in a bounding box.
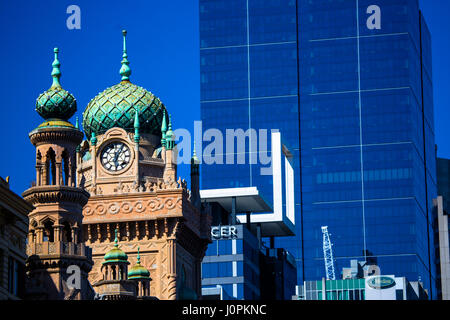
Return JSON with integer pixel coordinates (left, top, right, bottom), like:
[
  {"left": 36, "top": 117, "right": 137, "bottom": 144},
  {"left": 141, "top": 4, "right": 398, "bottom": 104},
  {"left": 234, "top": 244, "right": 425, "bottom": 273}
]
[{"left": 199, "top": 0, "right": 437, "bottom": 298}]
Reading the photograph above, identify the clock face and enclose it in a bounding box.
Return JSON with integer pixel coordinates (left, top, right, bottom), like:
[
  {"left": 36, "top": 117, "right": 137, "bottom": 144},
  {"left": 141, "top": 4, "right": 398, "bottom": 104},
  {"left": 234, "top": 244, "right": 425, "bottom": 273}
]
[{"left": 101, "top": 142, "right": 131, "bottom": 172}]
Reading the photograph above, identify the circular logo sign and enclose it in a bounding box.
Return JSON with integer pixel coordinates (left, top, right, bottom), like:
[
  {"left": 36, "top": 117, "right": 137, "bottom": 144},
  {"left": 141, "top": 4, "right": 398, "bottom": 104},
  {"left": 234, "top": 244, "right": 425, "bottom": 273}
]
[{"left": 367, "top": 276, "right": 396, "bottom": 289}]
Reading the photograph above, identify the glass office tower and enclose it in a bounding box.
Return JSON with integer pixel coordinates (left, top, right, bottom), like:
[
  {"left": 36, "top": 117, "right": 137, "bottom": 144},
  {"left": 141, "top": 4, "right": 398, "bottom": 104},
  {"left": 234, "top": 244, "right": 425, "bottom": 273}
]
[
  {"left": 199, "top": 0, "right": 438, "bottom": 298},
  {"left": 202, "top": 225, "right": 262, "bottom": 299},
  {"left": 437, "top": 158, "right": 450, "bottom": 212}
]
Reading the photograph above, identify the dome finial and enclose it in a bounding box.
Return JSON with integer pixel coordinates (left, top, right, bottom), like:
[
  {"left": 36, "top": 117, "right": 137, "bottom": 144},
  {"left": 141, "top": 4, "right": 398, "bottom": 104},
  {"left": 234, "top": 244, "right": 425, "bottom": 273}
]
[
  {"left": 137, "top": 246, "right": 141, "bottom": 264},
  {"left": 114, "top": 228, "right": 119, "bottom": 248},
  {"left": 120, "top": 30, "right": 132, "bottom": 81},
  {"left": 51, "top": 47, "right": 62, "bottom": 88},
  {"left": 166, "top": 114, "right": 175, "bottom": 150},
  {"left": 161, "top": 112, "right": 167, "bottom": 147},
  {"left": 191, "top": 143, "right": 199, "bottom": 165}
]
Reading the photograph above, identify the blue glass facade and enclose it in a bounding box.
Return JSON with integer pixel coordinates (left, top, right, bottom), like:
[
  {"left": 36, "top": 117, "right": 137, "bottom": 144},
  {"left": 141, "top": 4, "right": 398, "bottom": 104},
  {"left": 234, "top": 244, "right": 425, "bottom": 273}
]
[
  {"left": 199, "top": 0, "right": 438, "bottom": 298},
  {"left": 437, "top": 158, "right": 450, "bottom": 212},
  {"left": 202, "top": 225, "right": 261, "bottom": 299}
]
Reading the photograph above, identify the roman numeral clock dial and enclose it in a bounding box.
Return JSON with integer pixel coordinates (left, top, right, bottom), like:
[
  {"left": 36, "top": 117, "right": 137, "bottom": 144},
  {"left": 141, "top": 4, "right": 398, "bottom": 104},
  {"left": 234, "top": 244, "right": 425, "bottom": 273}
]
[{"left": 101, "top": 142, "right": 131, "bottom": 172}]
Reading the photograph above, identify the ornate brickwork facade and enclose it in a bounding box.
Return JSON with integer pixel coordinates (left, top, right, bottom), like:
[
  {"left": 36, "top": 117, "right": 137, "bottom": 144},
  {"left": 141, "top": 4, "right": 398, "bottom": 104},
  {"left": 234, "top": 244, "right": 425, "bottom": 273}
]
[
  {"left": 78, "top": 127, "right": 210, "bottom": 300},
  {"left": 75, "top": 30, "right": 210, "bottom": 300},
  {"left": 22, "top": 31, "right": 211, "bottom": 300}
]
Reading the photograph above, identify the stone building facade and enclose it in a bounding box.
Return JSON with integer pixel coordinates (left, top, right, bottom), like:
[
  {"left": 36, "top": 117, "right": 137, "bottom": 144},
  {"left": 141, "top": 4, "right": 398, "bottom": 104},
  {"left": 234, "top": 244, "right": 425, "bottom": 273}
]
[{"left": 0, "top": 177, "right": 33, "bottom": 299}]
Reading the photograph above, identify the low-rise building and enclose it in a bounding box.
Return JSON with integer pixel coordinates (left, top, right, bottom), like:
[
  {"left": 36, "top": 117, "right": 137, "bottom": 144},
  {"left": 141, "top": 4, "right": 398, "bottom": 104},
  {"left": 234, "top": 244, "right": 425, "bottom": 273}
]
[
  {"left": 200, "top": 186, "right": 297, "bottom": 300},
  {"left": 294, "top": 260, "right": 428, "bottom": 300}
]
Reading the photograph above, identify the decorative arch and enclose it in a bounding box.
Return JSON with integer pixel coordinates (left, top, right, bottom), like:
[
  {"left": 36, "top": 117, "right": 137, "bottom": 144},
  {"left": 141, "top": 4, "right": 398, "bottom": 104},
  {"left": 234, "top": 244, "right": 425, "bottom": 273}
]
[
  {"left": 36, "top": 150, "right": 42, "bottom": 162},
  {"left": 30, "top": 219, "right": 38, "bottom": 229},
  {"left": 61, "top": 149, "right": 70, "bottom": 186},
  {"left": 42, "top": 218, "right": 55, "bottom": 242},
  {"left": 61, "top": 220, "right": 72, "bottom": 243},
  {"left": 45, "top": 147, "right": 57, "bottom": 185}
]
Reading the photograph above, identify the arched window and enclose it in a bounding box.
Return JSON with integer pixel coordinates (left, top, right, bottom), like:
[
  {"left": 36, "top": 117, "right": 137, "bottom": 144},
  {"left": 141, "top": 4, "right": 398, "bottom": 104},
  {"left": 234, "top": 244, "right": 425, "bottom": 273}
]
[
  {"left": 62, "top": 149, "right": 70, "bottom": 186},
  {"left": 43, "top": 220, "right": 54, "bottom": 242},
  {"left": 46, "top": 148, "right": 56, "bottom": 185},
  {"left": 62, "top": 221, "right": 72, "bottom": 242},
  {"left": 111, "top": 266, "right": 117, "bottom": 280}
]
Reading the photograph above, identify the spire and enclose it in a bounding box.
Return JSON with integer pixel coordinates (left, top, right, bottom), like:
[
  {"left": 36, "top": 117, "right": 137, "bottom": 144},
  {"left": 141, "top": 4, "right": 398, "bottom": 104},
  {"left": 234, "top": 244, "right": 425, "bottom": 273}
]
[
  {"left": 161, "top": 111, "right": 167, "bottom": 133},
  {"left": 191, "top": 143, "right": 199, "bottom": 164},
  {"left": 161, "top": 111, "right": 167, "bottom": 147},
  {"left": 51, "top": 48, "right": 62, "bottom": 88},
  {"left": 119, "top": 30, "right": 131, "bottom": 82},
  {"left": 134, "top": 109, "right": 140, "bottom": 129},
  {"left": 134, "top": 108, "right": 140, "bottom": 144},
  {"left": 166, "top": 114, "right": 175, "bottom": 150},
  {"left": 75, "top": 116, "right": 79, "bottom": 129},
  {"left": 168, "top": 114, "right": 173, "bottom": 132}
]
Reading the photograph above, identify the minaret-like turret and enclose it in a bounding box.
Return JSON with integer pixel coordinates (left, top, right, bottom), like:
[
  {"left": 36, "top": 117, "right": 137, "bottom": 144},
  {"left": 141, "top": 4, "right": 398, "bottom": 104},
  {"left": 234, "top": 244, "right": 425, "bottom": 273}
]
[
  {"left": 163, "top": 114, "right": 177, "bottom": 182},
  {"left": 23, "top": 48, "right": 93, "bottom": 300},
  {"left": 128, "top": 247, "right": 152, "bottom": 299},
  {"left": 92, "top": 229, "right": 137, "bottom": 300}
]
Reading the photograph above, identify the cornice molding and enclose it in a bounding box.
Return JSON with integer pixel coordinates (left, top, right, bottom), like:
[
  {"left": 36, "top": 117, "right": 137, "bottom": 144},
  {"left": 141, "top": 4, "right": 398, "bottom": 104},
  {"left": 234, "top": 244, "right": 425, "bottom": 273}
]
[
  {"left": 30, "top": 127, "right": 84, "bottom": 146},
  {"left": 22, "top": 185, "right": 90, "bottom": 206}
]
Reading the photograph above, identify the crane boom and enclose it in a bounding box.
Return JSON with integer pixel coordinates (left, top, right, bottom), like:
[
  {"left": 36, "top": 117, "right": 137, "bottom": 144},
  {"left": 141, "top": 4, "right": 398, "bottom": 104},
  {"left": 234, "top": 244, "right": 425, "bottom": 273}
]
[{"left": 321, "top": 226, "right": 336, "bottom": 280}]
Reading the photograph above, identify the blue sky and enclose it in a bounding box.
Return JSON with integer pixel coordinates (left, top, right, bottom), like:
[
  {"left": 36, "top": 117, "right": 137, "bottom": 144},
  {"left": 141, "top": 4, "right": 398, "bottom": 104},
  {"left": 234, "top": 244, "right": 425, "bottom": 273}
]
[{"left": 0, "top": 0, "right": 448, "bottom": 195}]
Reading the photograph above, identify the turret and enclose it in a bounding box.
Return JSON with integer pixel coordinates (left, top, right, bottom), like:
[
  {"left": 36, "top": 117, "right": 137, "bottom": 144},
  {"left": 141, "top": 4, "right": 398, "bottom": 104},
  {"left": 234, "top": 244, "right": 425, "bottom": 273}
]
[
  {"left": 23, "top": 48, "right": 93, "bottom": 300},
  {"left": 128, "top": 247, "right": 151, "bottom": 298},
  {"left": 163, "top": 114, "right": 177, "bottom": 182},
  {"left": 92, "top": 229, "right": 137, "bottom": 300}
]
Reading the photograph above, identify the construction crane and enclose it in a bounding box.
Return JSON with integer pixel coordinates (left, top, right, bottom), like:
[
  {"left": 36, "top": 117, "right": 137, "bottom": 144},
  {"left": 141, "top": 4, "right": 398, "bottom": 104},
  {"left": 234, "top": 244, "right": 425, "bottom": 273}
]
[{"left": 321, "top": 226, "right": 336, "bottom": 280}]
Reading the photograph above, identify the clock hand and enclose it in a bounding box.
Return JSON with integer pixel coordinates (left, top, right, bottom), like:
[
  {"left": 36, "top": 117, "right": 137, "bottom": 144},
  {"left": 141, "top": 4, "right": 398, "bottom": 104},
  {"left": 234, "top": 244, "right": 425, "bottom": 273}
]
[
  {"left": 113, "top": 144, "right": 125, "bottom": 168},
  {"left": 113, "top": 144, "right": 123, "bottom": 160}
]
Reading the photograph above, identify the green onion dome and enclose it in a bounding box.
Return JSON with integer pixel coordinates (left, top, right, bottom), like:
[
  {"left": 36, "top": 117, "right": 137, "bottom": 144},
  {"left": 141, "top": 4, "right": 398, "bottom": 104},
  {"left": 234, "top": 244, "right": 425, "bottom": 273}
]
[
  {"left": 103, "top": 229, "right": 129, "bottom": 265},
  {"left": 82, "top": 30, "right": 167, "bottom": 139},
  {"left": 128, "top": 247, "right": 150, "bottom": 280},
  {"left": 36, "top": 48, "right": 77, "bottom": 121},
  {"left": 82, "top": 81, "right": 167, "bottom": 139}
]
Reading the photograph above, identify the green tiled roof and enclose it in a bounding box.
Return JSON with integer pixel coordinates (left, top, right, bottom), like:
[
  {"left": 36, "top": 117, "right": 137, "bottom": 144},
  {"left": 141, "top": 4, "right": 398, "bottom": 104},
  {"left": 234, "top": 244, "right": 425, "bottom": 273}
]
[{"left": 82, "top": 30, "right": 168, "bottom": 139}]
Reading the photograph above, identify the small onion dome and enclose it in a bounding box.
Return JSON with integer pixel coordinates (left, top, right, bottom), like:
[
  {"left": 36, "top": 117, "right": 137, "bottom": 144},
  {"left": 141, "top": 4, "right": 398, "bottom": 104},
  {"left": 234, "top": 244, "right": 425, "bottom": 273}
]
[
  {"left": 103, "top": 229, "right": 128, "bottom": 265},
  {"left": 128, "top": 247, "right": 150, "bottom": 280},
  {"left": 36, "top": 48, "right": 77, "bottom": 121},
  {"left": 82, "top": 30, "right": 167, "bottom": 139}
]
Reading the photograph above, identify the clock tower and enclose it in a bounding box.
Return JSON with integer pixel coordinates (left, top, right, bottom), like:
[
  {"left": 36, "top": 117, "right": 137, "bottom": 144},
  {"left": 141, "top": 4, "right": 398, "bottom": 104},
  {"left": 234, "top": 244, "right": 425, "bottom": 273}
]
[{"left": 78, "top": 31, "right": 211, "bottom": 300}]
